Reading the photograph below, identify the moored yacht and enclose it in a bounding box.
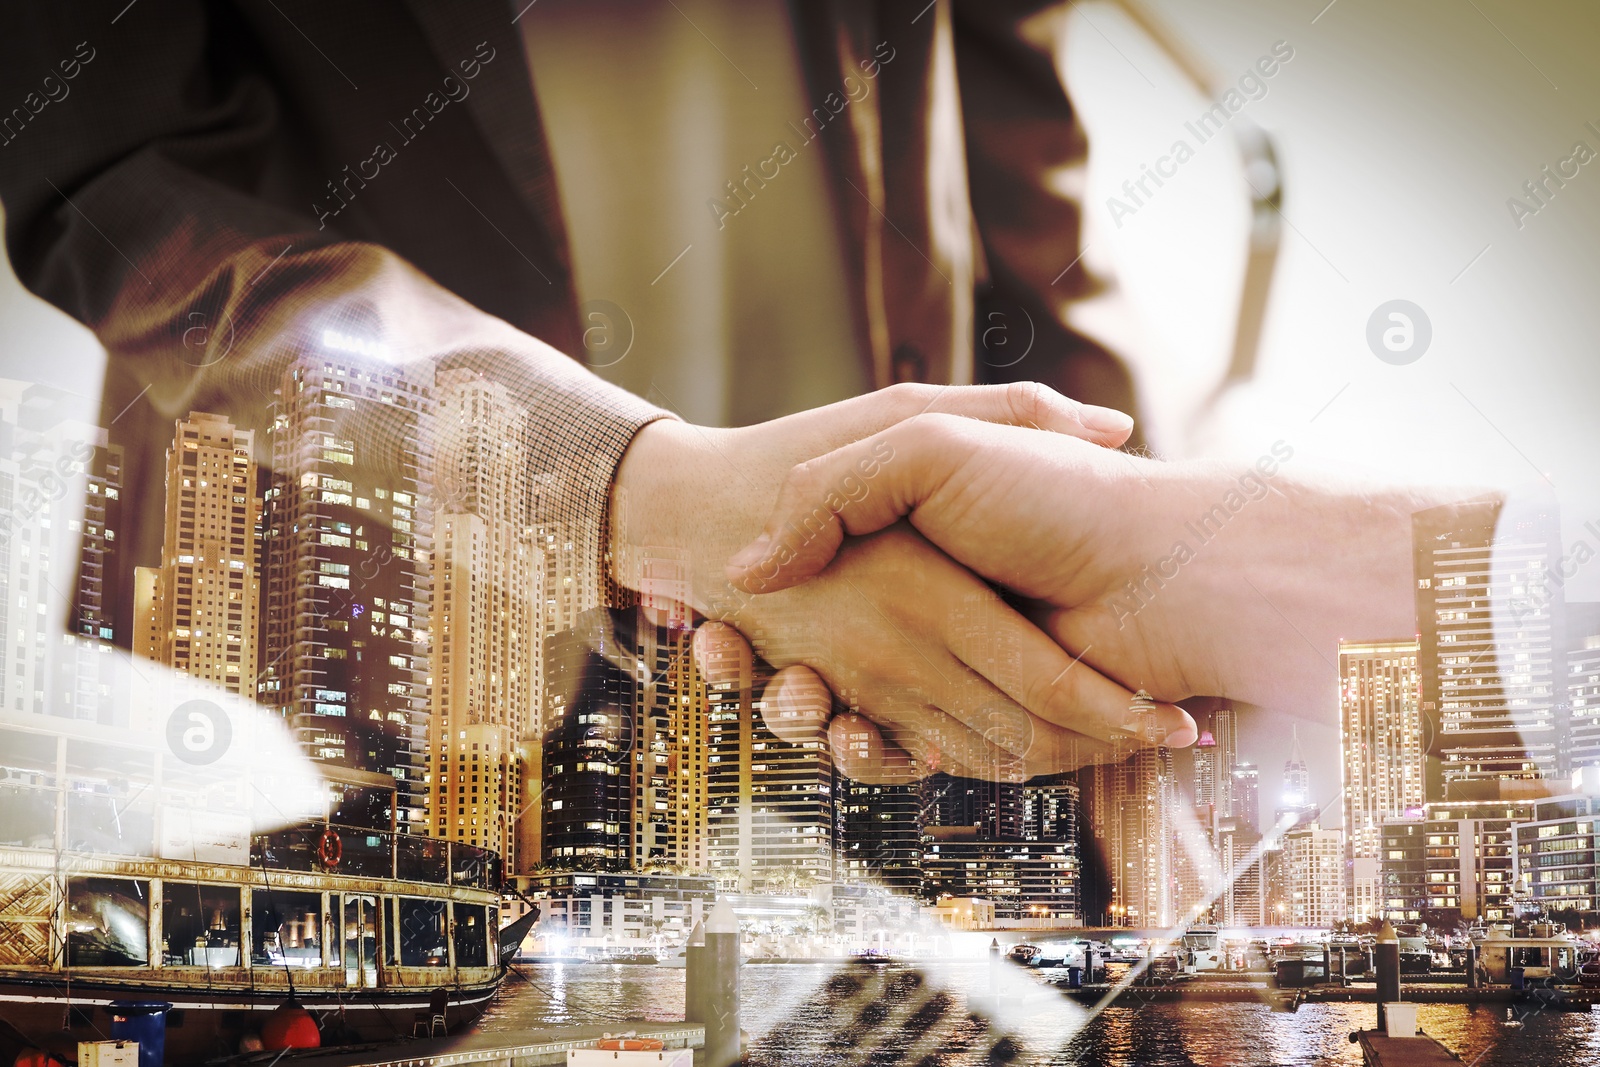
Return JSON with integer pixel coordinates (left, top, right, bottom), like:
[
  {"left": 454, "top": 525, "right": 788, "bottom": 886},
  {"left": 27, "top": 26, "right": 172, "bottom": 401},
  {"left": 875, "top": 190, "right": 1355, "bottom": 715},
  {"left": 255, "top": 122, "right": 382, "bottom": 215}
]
[{"left": 0, "top": 713, "right": 525, "bottom": 1062}]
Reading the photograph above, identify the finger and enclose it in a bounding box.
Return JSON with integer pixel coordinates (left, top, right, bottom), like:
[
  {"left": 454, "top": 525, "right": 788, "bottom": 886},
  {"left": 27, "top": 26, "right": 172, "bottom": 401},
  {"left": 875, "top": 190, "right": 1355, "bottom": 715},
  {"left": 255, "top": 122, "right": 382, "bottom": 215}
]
[
  {"left": 726, "top": 413, "right": 978, "bottom": 594},
  {"left": 759, "top": 665, "right": 833, "bottom": 744},
  {"left": 768, "top": 381, "right": 1133, "bottom": 458},
  {"left": 942, "top": 592, "right": 1197, "bottom": 750},
  {"left": 828, "top": 714, "right": 924, "bottom": 784},
  {"left": 905, "top": 381, "right": 1133, "bottom": 447},
  {"left": 691, "top": 621, "right": 753, "bottom": 688}
]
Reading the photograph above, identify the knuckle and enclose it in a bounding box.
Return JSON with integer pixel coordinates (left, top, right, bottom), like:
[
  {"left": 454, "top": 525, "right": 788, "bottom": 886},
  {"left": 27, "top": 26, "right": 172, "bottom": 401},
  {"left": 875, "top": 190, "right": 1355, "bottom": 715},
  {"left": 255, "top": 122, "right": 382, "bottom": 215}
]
[{"left": 1004, "top": 380, "right": 1050, "bottom": 428}]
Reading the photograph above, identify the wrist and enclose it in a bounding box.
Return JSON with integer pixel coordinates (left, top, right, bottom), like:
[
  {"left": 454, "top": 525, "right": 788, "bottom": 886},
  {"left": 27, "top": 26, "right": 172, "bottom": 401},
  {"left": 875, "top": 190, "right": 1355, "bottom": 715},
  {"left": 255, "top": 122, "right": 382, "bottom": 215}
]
[{"left": 608, "top": 419, "right": 754, "bottom": 606}]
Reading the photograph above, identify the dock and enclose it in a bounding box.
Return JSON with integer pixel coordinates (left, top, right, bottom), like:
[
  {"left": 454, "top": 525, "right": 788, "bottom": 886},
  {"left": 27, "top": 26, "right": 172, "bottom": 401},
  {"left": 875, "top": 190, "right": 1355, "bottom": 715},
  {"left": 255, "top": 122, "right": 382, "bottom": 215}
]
[
  {"left": 216, "top": 1023, "right": 704, "bottom": 1067},
  {"left": 1062, "top": 977, "right": 1597, "bottom": 1010},
  {"left": 1354, "top": 1030, "right": 1464, "bottom": 1065}
]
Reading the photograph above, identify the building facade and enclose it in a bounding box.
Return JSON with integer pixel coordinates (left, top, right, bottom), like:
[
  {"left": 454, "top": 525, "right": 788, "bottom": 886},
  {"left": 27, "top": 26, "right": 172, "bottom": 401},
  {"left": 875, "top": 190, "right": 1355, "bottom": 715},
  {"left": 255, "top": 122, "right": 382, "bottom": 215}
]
[
  {"left": 135, "top": 413, "right": 258, "bottom": 699},
  {"left": 1413, "top": 502, "right": 1562, "bottom": 799},
  {"left": 1340, "top": 638, "right": 1425, "bottom": 922},
  {"left": 258, "top": 352, "right": 431, "bottom": 831}
]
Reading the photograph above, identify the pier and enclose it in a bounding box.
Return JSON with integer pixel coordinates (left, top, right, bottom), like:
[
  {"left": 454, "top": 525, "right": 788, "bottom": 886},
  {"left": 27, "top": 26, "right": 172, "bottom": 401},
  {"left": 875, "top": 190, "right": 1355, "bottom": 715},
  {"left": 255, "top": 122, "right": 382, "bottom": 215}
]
[
  {"left": 219, "top": 1023, "right": 705, "bottom": 1067},
  {"left": 1353, "top": 1031, "right": 1465, "bottom": 1066}
]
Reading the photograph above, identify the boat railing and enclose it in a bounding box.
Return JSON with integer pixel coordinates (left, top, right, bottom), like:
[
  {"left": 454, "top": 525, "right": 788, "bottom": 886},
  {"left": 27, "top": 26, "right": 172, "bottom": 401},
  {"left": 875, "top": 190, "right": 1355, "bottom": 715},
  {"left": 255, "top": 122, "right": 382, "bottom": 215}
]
[{"left": 250, "top": 823, "right": 501, "bottom": 889}]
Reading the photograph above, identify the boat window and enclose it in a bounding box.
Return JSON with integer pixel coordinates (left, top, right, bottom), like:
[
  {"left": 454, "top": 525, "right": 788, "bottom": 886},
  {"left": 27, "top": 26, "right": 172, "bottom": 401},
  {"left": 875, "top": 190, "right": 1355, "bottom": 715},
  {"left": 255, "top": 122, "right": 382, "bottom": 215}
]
[
  {"left": 253, "top": 888, "right": 326, "bottom": 967},
  {"left": 66, "top": 877, "right": 149, "bottom": 966},
  {"left": 0, "top": 730, "right": 60, "bottom": 850},
  {"left": 1511, "top": 947, "right": 1547, "bottom": 968},
  {"left": 454, "top": 903, "right": 488, "bottom": 967},
  {"left": 162, "top": 883, "right": 240, "bottom": 967},
  {"left": 397, "top": 897, "right": 449, "bottom": 966},
  {"left": 61, "top": 738, "right": 156, "bottom": 858}
]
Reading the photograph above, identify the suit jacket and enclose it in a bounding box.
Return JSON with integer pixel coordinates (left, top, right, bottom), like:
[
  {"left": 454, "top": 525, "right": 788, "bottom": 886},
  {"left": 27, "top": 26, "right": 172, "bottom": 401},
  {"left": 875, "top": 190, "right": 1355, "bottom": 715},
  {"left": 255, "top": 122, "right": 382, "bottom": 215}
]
[{"left": 0, "top": 0, "right": 1130, "bottom": 602}]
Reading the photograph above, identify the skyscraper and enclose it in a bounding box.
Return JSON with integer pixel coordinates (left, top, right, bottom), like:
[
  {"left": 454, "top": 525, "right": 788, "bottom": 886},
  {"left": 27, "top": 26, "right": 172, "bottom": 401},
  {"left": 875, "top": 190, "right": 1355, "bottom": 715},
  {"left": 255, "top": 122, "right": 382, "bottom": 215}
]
[
  {"left": 1231, "top": 762, "right": 1261, "bottom": 833},
  {"left": 258, "top": 350, "right": 431, "bottom": 831},
  {"left": 1192, "top": 728, "right": 1219, "bottom": 809},
  {"left": 540, "top": 610, "right": 635, "bottom": 865},
  {"left": 1274, "top": 727, "right": 1317, "bottom": 829},
  {"left": 1214, "top": 703, "right": 1238, "bottom": 818},
  {"left": 1119, "top": 691, "right": 1175, "bottom": 928},
  {"left": 700, "top": 634, "right": 835, "bottom": 891},
  {"left": 427, "top": 370, "right": 542, "bottom": 868},
  {"left": 1281, "top": 822, "right": 1344, "bottom": 927},
  {"left": 135, "top": 412, "right": 259, "bottom": 700},
  {"left": 1413, "top": 501, "right": 1562, "bottom": 799},
  {"left": 1339, "top": 638, "right": 1424, "bottom": 922},
  {"left": 1568, "top": 606, "right": 1600, "bottom": 773},
  {"left": 0, "top": 380, "right": 124, "bottom": 724}
]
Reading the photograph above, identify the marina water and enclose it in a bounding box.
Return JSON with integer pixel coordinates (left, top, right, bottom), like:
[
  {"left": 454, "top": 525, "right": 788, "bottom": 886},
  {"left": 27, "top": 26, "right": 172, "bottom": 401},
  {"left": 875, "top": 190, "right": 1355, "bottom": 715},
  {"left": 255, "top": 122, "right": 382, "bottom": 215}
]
[{"left": 480, "top": 960, "right": 1600, "bottom": 1066}]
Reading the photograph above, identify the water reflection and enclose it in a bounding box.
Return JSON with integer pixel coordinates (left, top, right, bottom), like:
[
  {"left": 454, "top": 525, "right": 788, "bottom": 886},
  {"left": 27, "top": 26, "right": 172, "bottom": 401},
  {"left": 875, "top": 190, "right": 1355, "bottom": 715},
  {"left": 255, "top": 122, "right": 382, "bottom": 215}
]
[{"left": 481, "top": 961, "right": 1599, "bottom": 1066}]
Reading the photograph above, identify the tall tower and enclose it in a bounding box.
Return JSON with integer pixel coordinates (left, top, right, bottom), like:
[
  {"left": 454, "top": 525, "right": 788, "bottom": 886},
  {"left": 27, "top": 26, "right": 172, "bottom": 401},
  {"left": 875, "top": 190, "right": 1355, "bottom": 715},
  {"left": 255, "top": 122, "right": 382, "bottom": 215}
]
[
  {"left": 1214, "top": 704, "right": 1238, "bottom": 817},
  {"left": 1413, "top": 501, "right": 1562, "bottom": 799},
  {"left": 258, "top": 349, "right": 431, "bottom": 832},
  {"left": 1119, "top": 691, "right": 1174, "bottom": 928},
  {"left": 1339, "top": 638, "right": 1424, "bottom": 921},
  {"left": 136, "top": 413, "right": 259, "bottom": 699},
  {"left": 1564, "top": 604, "right": 1600, "bottom": 773},
  {"left": 1192, "top": 727, "right": 1219, "bottom": 809},
  {"left": 0, "top": 380, "right": 124, "bottom": 724},
  {"left": 427, "top": 370, "right": 543, "bottom": 868},
  {"left": 1275, "top": 727, "right": 1316, "bottom": 828},
  {"left": 1231, "top": 762, "right": 1260, "bottom": 833}
]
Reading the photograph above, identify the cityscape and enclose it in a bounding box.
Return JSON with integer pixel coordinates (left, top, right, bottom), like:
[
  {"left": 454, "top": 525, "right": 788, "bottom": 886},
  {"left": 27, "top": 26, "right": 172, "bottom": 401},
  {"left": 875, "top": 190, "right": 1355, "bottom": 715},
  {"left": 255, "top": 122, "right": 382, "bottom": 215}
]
[{"left": 3, "top": 342, "right": 1598, "bottom": 957}]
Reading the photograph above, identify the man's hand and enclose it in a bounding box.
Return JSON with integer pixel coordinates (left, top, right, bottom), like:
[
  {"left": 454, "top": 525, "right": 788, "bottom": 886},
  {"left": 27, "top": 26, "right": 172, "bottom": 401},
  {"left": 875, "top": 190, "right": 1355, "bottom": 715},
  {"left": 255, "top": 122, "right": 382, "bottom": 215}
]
[
  {"left": 609, "top": 384, "right": 1196, "bottom": 782},
  {"left": 725, "top": 414, "right": 1461, "bottom": 720}
]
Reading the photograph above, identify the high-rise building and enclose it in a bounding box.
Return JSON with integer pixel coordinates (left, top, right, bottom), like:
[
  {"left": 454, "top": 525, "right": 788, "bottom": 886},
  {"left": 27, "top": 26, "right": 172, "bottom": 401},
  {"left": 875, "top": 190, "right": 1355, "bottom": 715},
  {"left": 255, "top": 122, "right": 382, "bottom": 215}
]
[
  {"left": 540, "top": 610, "right": 635, "bottom": 865},
  {"left": 1339, "top": 638, "right": 1425, "bottom": 922},
  {"left": 1568, "top": 606, "right": 1600, "bottom": 774},
  {"left": 1214, "top": 704, "right": 1238, "bottom": 818},
  {"left": 837, "top": 777, "right": 921, "bottom": 893},
  {"left": 1170, "top": 803, "right": 1223, "bottom": 923},
  {"left": 1380, "top": 796, "right": 1534, "bottom": 925},
  {"left": 699, "top": 636, "right": 834, "bottom": 891},
  {"left": 630, "top": 591, "right": 708, "bottom": 872},
  {"left": 1274, "top": 726, "right": 1317, "bottom": 828},
  {"left": 1231, "top": 761, "right": 1261, "bottom": 834},
  {"left": 135, "top": 412, "right": 259, "bottom": 700},
  {"left": 0, "top": 381, "right": 124, "bottom": 724},
  {"left": 1280, "top": 822, "right": 1344, "bottom": 927},
  {"left": 258, "top": 351, "right": 431, "bottom": 831},
  {"left": 1023, "top": 779, "right": 1080, "bottom": 845},
  {"left": 1215, "top": 817, "right": 1266, "bottom": 926},
  {"left": 920, "top": 827, "right": 1078, "bottom": 921},
  {"left": 1512, "top": 782, "right": 1600, "bottom": 915},
  {"left": 1118, "top": 692, "right": 1175, "bottom": 928},
  {"left": 920, "top": 773, "right": 1023, "bottom": 840},
  {"left": 1192, "top": 728, "right": 1219, "bottom": 808},
  {"left": 426, "top": 371, "right": 543, "bottom": 868},
  {"left": 1414, "top": 501, "right": 1562, "bottom": 799}
]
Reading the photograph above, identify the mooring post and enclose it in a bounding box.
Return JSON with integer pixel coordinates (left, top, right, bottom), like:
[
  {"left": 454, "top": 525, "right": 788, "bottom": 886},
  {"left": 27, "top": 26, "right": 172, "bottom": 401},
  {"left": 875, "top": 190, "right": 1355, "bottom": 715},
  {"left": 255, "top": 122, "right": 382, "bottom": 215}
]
[
  {"left": 685, "top": 901, "right": 741, "bottom": 1067},
  {"left": 1467, "top": 940, "right": 1479, "bottom": 989},
  {"left": 1375, "top": 923, "right": 1401, "bottom": 1032}
]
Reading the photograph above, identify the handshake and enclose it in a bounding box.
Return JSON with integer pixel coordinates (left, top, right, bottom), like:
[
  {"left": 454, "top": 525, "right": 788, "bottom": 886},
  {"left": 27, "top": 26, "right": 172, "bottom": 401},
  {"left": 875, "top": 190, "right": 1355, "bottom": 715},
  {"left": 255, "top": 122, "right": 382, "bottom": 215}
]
[{"left": 609, "top": 382, "right": 1436, "bottom": 784}]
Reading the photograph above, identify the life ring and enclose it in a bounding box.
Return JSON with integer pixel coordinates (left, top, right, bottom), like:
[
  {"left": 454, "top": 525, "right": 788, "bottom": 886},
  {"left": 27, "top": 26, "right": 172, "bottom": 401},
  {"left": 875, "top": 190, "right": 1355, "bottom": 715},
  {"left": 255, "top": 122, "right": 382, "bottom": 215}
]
[{"left": 318, "top": 828, "right": 342, "bottom": 868}]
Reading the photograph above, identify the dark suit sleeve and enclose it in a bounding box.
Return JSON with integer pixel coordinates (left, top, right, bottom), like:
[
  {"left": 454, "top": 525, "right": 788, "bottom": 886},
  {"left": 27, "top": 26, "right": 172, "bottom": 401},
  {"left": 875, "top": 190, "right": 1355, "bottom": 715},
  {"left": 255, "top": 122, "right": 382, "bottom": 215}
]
[
  {"left": 953, "top": 1, "right": 1140, "bottom": 430},
  {"left": 0, "top": 2, "right": 666, "bottom": 583}
]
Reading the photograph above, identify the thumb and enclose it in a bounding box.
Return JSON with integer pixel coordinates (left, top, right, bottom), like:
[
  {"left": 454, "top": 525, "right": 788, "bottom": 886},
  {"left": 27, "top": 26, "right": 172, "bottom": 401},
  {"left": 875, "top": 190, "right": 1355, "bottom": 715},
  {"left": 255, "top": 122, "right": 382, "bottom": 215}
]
[{"left": 725, "top": 413, "right": 970, "bottom": 593}]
